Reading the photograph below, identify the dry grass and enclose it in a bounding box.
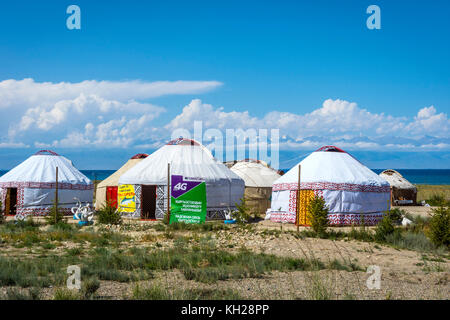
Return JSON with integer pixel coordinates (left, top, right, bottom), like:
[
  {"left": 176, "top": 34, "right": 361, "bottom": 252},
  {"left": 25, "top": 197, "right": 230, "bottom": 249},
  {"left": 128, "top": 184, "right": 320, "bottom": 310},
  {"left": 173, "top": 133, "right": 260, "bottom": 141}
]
[{"left": 417, "top": 185, "right": 450, "bottom": 203}]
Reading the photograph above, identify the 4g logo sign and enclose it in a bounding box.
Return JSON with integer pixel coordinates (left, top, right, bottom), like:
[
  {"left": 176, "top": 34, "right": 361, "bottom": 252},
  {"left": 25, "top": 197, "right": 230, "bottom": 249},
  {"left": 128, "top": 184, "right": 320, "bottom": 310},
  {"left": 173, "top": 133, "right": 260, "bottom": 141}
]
[{"left": 173, "top": 182, "right": 188, "bottom": 191}]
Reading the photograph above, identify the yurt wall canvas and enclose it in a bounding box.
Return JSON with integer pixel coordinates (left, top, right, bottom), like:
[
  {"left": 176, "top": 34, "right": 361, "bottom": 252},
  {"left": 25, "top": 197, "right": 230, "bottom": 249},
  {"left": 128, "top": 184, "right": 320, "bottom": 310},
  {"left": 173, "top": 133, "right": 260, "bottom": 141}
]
[
  {"left": 230, "top": 160, "right": 281, "bottom": 216},
  {"left": 95, "top": 154, "right": 148, "bottom": 210},
  {"left": 379, "top": 169, "right": 417, "bottom": 205},
  {"left": 118, "top": 138, "right": 245, "bottom": 220},
  {"left": 267, "top": 146, "right": 391, "bottom": 226},
  {"left": 0, "top": 150, "right": 93, "bottom": 218}
]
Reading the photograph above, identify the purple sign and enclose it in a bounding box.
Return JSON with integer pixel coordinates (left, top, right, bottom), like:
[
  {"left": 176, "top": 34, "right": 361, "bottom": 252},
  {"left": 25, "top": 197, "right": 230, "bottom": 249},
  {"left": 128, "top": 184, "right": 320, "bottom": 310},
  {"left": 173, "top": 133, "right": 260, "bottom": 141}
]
[{"left": 171, "top": 175, "right": 203, "bottom": 198}]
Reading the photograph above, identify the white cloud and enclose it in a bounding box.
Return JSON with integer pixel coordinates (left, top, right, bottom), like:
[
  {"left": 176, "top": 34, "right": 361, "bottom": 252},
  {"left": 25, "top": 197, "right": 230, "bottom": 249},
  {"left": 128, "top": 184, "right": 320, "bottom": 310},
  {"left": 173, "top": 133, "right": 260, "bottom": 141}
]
[
  {"left": 405, "top": 105, "right": 449, "bottom": 135},
  {"left": 16, "top": 94, "right": 164, "bottom": 133},
  {"left": 165, "top": 99, "right": 450, "bottom": 151},
  {"left": 0, "top": 77, "right": 448, "bottom": 153},
  {"left": 0, "top": 78, "right": 221, "bottom": 148},
  {"left": 0, "top": 78, "right": 222, "bottom": 110},
  {"left": 166, "top": 99, "right": 260, "bottom": 130},
  {"left": 0, "top": 142, "right": 29, "bottom": 149}
]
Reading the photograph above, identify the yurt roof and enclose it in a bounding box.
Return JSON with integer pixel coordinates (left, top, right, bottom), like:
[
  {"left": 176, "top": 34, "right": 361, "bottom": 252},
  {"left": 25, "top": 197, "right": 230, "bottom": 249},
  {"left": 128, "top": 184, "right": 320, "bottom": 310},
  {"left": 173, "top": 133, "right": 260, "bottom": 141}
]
[
  {"left": 379, "top": 169, "right": 416, "bottom": 190},
  {"left": 231, "top": 160, "right": 281, "bottom": 188},
  {"left": 0, "top": 150, "right": 92, "bottom": 186},
  {"left": 97, "top": 153, "right": 148, "bottom": 188},
  {"left": 274, "top": 146, "right": 389, "bottom": 188},
  {"left": 118, "top": 138, "right": 243, "bottom": 185}
]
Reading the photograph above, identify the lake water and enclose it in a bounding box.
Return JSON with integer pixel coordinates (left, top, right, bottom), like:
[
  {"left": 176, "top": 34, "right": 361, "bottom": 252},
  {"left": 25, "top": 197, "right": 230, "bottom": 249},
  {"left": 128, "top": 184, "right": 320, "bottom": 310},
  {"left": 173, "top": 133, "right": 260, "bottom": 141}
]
[{"left": 1, "top": 169, "right": 449, "bottom": 185}]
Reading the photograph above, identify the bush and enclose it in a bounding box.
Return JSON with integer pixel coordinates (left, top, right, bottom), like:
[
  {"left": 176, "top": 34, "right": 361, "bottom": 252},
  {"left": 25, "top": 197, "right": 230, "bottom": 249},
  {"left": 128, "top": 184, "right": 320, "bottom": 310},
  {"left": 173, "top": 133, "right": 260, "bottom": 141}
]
[
  {"left": 53, "top": 288, "right": 80, "bottom": 300},
  {"left": 307, "top": 195, "right": 329, "bottom": 236},
  {"left": 428, "top": 206, "right": 449, "bottom": 248},
  {"left": 96, "top": 201, "right": 121, "bottom": 225},
  {"left": 2, "top": 287, "right": 41, "bottom": 300},
  {"left": 385, "top": 231, "right": 437, "bottom": 252},
  {"left": 387, "top": 208, "right": 404, "bottom": 224},
  {"left": 44, "top": 199, "right": 66, "bottom": 225},
  {"left": 426, "top": 194, "right": 449, "bottom": 207},
  {"left": 81, "top": 277, "right": 100, "bottom": 299},
  {"left": 375, "top": 215, "right": 395, "bottom": 242},
  {"left": 233, "top": 197, "right": 251, "bottom": 225},
  {"left": 132, "top": 283, "right": 242, "bottom": 300}
]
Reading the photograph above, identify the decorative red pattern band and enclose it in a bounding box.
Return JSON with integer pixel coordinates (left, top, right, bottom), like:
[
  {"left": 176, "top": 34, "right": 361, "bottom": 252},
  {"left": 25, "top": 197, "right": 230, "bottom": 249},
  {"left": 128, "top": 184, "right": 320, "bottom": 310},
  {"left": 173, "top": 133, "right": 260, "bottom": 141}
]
[
  {"left": 34, "top": 150, "right": 60, "bottom": 156},
  {"left": 272, "top": 182, "right": 390, "bottom": 193},
  {"left": 269, "top": 211, "right": 383, "bottom": 226},
  {"left": 16, "top": 208, "right": 73, "bottom": 216},
  {"left": 0, "top": 181, "right": 94, "bottom": 190}
]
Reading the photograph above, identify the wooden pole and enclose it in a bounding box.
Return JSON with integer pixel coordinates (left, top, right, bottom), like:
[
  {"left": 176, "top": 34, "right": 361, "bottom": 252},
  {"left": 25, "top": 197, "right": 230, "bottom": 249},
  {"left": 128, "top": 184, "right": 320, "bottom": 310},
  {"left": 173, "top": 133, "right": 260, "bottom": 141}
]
[
  {"left": 296, "top": 164, "right": 301, "bottom": 232},
  {"left": 55, "top": 166, "right": 59, "bottom": 224},
  {"left": 167, "top": 163, "right": 171, "bottom": 223}
]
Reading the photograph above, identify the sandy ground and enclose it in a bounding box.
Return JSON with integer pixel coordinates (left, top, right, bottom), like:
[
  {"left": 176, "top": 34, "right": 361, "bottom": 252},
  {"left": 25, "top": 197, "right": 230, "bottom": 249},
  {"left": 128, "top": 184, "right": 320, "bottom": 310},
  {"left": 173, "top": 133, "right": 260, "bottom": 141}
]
[
  {"left": 1, "top": 208, "right": 449, "bottom": 300},
  {"left": 396, "top": 205, "right": 434, "bottom": 218}
]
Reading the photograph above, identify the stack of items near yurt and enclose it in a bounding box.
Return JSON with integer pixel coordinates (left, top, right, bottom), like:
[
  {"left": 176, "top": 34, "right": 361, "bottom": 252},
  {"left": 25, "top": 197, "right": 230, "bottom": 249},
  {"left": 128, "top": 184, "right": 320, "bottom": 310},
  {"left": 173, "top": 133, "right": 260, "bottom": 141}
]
[
  {"left": 118, "top": 138, "right": 245, "bottom": 220},
  {"left": 266, "top": 146, "right": 391, "bottom": 226},
  {"left": 0, "top": 150, "right": 93, "bottom": 218},
  {"left": 379, "top": 169, "right": 417, "bottom": 205},
  {"left": 95, "top": 153, "right": 148, "bottom": 210},
  {"left": 230, "top": 159, "right": 281, "bottom": 216}
]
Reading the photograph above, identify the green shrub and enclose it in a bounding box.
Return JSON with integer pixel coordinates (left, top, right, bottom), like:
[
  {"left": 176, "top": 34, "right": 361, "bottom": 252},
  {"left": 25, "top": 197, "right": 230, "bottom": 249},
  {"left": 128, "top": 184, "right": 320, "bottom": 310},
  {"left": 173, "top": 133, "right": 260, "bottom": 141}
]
[
  {"left": 50, "top": 221, "right": 75, "bottom": 232},
  {"left": 307, "top": 195, "right": 329, "bottom": 236},
  {"left": 375, "top": 215, "right": 395, "bottom": 242},
  {"left": 387, "top": 208, "right": 404, "bottom": 224},
  {"left": 385, "top": 230, "right": 437, "bottom": 252},
  {"left": 428, "top": 206, "right": 449, "bottom": 248},
  {"left": 132, "top": 283, "right": 242, "bottom": 300},
  {"left": 53, "top": 288, "right": 80, "bottom": 300},
  {"left": 426, "top": 194, "right": 449, "bottom": 207},
  {"left": 233, "top": 197, "right": 251, "bottom": 224},
  {"left": 403, "top": 213, "right": 430, "bottom": 233},
  {"left": 81, "top": 277, "right": 100, "bottom": 299},
  {"left": 44, "top": 199, "right": 66, "bottom": 225},
  {"left": 2, "top": 287, "right": 41, "bottom": 300},
  {"left": 96, "top": 201, "right": 122, "bottom": 225}
]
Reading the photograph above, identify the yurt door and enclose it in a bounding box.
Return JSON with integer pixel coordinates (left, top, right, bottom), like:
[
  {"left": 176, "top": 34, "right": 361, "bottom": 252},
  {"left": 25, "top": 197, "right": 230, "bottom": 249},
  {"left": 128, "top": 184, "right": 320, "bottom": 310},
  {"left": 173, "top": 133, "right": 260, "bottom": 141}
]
[
  {"left": 106, "top": 186, "right": 118, "bottom": 208},
  {"left": 5, "top": 188, "right": 17, "bottom": 215},
  {"left": 141, "top": 185, "right": 156, "bottom": 219},
  {"left": 298, "top": 190, "right": 314, "bottom": 226}
]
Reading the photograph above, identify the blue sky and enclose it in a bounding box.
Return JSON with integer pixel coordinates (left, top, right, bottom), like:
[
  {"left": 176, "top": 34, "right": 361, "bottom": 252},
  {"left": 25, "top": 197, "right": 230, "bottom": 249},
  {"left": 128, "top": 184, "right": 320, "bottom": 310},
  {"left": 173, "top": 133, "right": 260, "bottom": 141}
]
[{"left": 0, "top": 0, "right": 449, "bottom": 170}]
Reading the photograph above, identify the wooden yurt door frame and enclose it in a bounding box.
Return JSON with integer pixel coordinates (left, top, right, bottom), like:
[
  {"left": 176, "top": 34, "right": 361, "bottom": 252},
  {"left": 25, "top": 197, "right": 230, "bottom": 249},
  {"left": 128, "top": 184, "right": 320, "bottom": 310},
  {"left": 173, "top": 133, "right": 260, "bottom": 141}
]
[
  {"left": 297, "top": 189, "right": 314, "bottom": 227},
  {"left": 106, "top": 186, "right": 118, "bottom": 208},
  {"left": 140, "top": 185, "right": 157, "bottom": 220},
  {"left": 4, "top": 187, "right": 18, "bottom": 216}
]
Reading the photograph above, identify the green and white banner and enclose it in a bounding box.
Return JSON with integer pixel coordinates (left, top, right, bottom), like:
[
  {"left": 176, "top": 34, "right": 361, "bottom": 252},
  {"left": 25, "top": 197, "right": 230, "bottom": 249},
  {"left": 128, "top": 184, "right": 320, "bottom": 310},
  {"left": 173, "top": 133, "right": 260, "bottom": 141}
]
[{"left": 170, "top": 175, "right": 207, "bottom": 224}]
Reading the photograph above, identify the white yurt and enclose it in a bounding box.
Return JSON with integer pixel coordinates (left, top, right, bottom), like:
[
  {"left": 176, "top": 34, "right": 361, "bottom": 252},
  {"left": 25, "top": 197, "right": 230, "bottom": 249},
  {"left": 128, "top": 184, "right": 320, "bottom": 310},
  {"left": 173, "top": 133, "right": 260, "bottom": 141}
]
[
  {"left": 230, "top": 160, "right": 281, "bottom": 215},
  {"left": 95, "top": 153, "right": 148, "bottom": 210},
  {"left": 379, "top": 169, "right": 417, "bottom": 205},
  {"left": 118, "top": 138, "right": 245, "bottom": 220},
  {"left": 266, "top": 146, "right": 391, "bottom": 226},
  {"left": 0, "top": 150, "right": 93, "bottom": 217}
]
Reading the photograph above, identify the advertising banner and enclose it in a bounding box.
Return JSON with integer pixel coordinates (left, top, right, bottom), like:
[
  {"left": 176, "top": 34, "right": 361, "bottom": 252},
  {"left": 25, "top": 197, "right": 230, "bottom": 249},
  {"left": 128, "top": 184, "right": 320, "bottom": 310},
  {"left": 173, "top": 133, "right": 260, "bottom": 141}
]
[
  {"left": 117, "top": 184, "right": 136, "bottom": 213},
  {"left": 170, "top": 175, "right": 206, "bottom": 224}
]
